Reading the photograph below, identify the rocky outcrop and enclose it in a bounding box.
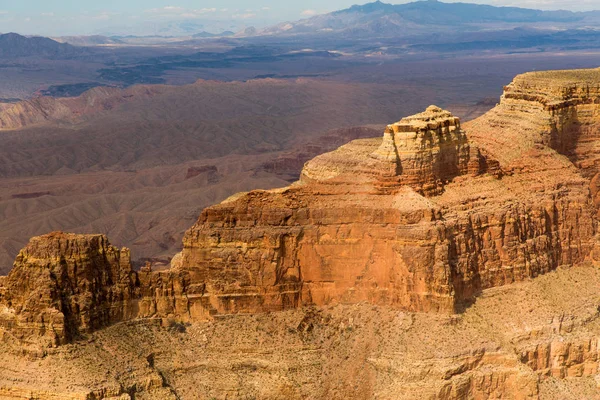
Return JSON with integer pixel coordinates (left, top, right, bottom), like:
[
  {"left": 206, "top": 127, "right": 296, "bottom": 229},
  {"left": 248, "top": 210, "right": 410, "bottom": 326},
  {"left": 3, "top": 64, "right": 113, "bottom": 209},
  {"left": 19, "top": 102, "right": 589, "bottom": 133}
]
[
  {"left": 179, "top": 106, "right": 480, "bottom": 315},
  {"left": 520, "top": 338, "right": 600, "bottom": 378},
  {"left": 0, "top": 232, "right": 137, "bottom": 346},
  {"left": 301, "top": 105, "right": 474, "bottom": 195},
  {"left": 466, "top": 68, "right": 600, "bottom": 206},
  {"left": 179, "top": 99, "right": 596, "bottom": 316},
  {"left": 0, "top": 232, "right": 213, "bottom": 345},
  {"left": 372, "top": 105, "right": 471, "bottom": 195}
]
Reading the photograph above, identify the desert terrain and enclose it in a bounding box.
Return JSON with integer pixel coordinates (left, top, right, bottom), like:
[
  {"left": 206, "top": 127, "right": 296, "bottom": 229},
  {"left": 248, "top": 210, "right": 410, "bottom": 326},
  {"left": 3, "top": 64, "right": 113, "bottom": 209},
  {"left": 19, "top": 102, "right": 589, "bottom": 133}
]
[
  {"left": 1, "top": 67, "right": 600, "bottom": 399},
  {"left": 2, "top": 51, "right": 600, "bottom": 272},
  {"left": 2, "top": 1, "right": 600, "bottom": 398},
  {"left": 2, "top": 1, "right": 600, "bottom": 271}
]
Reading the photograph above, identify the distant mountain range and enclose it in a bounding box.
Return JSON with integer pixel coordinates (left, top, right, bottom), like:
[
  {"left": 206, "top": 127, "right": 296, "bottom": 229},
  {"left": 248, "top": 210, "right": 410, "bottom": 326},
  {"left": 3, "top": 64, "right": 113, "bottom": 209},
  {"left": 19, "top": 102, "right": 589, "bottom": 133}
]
[
  {"left": 2, "top": 1, "right": 600, "bottom": 60},
  {"left": 249, "top": 0, "right": 600, "bottom": 38},
  {"left": 0, "top": 32, "right": 83, "bottom": 58}
]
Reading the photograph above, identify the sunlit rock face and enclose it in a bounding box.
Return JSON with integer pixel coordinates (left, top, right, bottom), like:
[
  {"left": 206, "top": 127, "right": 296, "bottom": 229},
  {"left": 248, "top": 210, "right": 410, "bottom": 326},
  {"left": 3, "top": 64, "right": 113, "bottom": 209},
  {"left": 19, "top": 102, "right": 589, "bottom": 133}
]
[
  {"left": 180, "top": 85, "right": 598, "bottom": 316},
  {"left": 1, "top": 69, "right": 599, "bottom": 349},
  {"left": 0, "top": 232, "right": 137, "bottom": 346}
]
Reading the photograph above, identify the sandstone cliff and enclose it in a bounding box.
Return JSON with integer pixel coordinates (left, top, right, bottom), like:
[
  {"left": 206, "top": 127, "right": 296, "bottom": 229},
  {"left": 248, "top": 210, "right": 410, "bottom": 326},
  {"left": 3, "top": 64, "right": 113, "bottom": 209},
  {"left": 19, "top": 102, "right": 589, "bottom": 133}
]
[
  {"left": 466, "top": 68, "right": 600, "bottom": 211},
  {"left": 180, "top": 101, "right": 595, "bottom": 316},
  {"left": 1, "top": 68, "right": 600, "bottom": 399},
  {"left": 2, "top": 73, "right": 600, "bottom": 340},
  {"left": 0, "top": 232, "right": 137, "bottom": 346}
]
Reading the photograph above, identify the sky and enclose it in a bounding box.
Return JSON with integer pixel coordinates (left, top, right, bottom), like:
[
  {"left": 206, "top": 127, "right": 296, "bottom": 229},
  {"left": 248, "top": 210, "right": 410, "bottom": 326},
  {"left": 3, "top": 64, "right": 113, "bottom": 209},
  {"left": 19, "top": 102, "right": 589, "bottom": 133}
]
[{"left": 1, "top": 0, "right": 600, "bottom": 36}]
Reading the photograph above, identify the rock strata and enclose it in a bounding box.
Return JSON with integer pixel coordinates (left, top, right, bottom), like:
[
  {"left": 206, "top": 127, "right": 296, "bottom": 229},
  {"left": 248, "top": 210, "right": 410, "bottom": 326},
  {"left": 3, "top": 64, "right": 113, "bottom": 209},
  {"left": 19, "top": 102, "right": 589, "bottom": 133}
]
[
  {"left": 0, "top": 68, "right": 598, "bottom": 338},
  {"left": 2, "top": 74, "right": 600, "bottom": 343},
  {"left": 301, "top": 105, "right": 473, "bottom": 194},
  {"left": 180, "top": 98, "right": 596, "bottom": 316},
  {"left": 0, "top": 232, "right": 137, "bottom": 345},
  {"left": 1, "top": 67, "right": 600, "bottom": 399}
]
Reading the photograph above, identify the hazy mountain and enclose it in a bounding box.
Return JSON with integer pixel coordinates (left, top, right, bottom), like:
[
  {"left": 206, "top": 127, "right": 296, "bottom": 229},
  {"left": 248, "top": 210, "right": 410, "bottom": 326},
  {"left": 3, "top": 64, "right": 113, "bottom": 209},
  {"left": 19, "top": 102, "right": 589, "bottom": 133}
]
[
  {"left": 109, "top": 20, "right": 243, "bottom": 38},
  {"left": 52, "top": 35, "right": 124, "bottom": 46},
  {"left": 0, "top": 32, "right": 83, "bottom": 58},
  {"left": 192, "top": 31, "right": 235, "bottom": 38},
  {"left": 253, "top": 0, "right": 600, "bottom": 38}
]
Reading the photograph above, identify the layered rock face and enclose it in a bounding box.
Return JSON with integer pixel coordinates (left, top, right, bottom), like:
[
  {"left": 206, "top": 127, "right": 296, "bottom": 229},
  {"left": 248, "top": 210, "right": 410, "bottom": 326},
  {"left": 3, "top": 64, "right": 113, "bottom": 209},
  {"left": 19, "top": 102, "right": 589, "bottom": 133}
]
[
  {"left": 302, "top": 105, "right": 472, "bottom": 195},
  {"left": 373, "top": 105, "right": 471, "bottom": 194},
  {"left": 180, "top": 106, "right": 477, "bottom": 315},
  {"left": 0, "top": 68, "right": 600, "bottom": 399},
  {"left": 0, "top": 232, "right": 137, "bottom": 345},
  {"left": 0, "top": 68, "right": 599, "bottom": 341},
  {"left": 0, "top": 232, "right": 206, "bottom": 345},
  {"left": 467, "top": 68, "right": 600, "bottom": 211},
  {"left": 180, "top": 98, "right": 596, "bottom": 316}
]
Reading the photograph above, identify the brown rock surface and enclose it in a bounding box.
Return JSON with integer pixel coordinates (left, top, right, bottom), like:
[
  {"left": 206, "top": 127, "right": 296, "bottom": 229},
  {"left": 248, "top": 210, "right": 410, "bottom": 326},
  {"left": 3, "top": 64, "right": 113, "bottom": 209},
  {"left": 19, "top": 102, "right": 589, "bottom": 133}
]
[
  {"left": 466, "top": 67, "right": 600, "bottom": 212},
  {"left": 1, "top": 264, "right": 600, "bottom": 399},
  {"left": 0, "top": 78, "right": 446, "bottom": 274},
  {"left": 1, "top": 67, "right": 600, "bottom": 398},
  {"left": 0, "top": 232, "right": 137, "bottom": 346},
  {"left": 179, "top": 96, "right": 596, "bottom": 315}
]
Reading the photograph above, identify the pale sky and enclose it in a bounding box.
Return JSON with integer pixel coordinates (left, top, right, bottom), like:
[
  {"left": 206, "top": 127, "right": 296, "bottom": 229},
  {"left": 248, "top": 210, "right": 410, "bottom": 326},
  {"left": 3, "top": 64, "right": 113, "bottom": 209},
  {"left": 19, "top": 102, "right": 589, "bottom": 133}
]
[{"left": 1, "top": 0, "right": 600, "bottom": 36}]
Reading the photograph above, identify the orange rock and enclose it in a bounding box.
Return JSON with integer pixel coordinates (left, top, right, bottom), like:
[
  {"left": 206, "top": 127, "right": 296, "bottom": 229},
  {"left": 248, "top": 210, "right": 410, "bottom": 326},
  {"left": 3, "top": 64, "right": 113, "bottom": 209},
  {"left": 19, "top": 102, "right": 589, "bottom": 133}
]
[
  {"left": 1, "top": 68, "right": 599, "bottom": 347},
  {"left": 0, "top": 232, "right": 136, "bottom": 345}
]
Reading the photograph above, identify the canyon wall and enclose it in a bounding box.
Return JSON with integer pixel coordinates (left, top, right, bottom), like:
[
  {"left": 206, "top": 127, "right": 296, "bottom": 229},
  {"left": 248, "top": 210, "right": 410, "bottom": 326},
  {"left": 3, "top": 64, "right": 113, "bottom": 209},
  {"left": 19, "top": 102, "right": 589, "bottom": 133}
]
[
  {"left": 0, "top": 69, "right": 599, "bottom": 348},
  {"left": 1, "top": 68, "right": 600, "bottom": 399},
  {"left": 180, "top": 97, "right": 597, "bottom": 316},
  {"left": 0, "top": 233, "right": 137, "bottom": 345}
]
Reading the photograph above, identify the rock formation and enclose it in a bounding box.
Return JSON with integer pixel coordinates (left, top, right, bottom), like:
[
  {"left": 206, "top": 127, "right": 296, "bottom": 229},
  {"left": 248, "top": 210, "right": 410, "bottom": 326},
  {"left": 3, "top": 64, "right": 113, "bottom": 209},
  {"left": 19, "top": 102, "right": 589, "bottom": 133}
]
[
  {"left": 180, "top": 100, "right": 595, "bottom": 316},
  {"left": 1, "top": 68, "right": 600, "bottom": 399},
  {"left": 0, "top": 233, "right": 137, "bottom": 346},
  {"left": 466, "top": 68, "right": 600, "bottom": 210}
]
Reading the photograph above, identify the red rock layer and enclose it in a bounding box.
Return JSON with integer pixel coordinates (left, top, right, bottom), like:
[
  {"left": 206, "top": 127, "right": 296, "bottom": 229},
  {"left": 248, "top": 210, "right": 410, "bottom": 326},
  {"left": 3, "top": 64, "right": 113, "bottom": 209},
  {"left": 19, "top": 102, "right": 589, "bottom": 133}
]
[
  {"left": 180, "top": 92, "right": 597, "bottom": 316},
  {"left": 181, "top": 69, "right": 600, "bottom": 315}
]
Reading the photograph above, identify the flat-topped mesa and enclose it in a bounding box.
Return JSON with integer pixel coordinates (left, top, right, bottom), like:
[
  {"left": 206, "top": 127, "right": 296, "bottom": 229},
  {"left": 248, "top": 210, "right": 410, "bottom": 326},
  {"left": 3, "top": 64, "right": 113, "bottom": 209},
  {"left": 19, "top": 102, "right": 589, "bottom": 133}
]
[
  {"left": 501, "top": 67, "right": 600, "bottom": 110},
  {"left": 302, "top": 105, "right": 473, "bottom": 196}
]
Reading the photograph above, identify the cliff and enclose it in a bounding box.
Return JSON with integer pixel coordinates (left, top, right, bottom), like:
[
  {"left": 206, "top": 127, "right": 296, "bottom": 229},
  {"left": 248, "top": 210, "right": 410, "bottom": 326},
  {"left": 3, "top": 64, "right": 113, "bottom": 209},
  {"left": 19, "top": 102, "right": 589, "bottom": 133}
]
[
  {"left": 1, "top": 68, "right": 600, "bottom": 399},
  {"left": 0, "top": 232, "right": 137, "bottom": 346},
  {"left": 180, "top": 100, "right": 595, "bottom": 315},
  {"left": 2, "top": 70, "right": 600, "bottom": 337},
  {"left": 466, "top": 67, "right": 600, "bottom": 209}
]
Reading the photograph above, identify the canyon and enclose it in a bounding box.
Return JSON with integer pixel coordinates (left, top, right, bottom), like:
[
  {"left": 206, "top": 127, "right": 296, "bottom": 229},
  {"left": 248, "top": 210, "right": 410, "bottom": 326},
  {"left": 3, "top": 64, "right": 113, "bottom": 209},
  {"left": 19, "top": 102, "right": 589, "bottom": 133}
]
[{"left": 1, "top": 67, "right": 600, "bottom": 399}]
